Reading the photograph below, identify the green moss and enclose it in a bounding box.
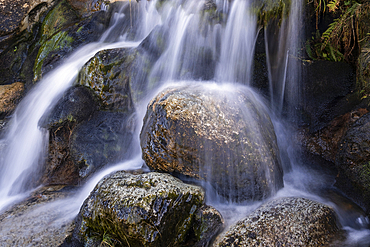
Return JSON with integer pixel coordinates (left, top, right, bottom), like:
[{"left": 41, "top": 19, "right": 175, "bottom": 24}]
[
  {"left": 33, "top": 31, "right": 74, "bottom": 81},
  {"left": 39, "top": 0, "right": 79, "bottom": 44},
  {"left": 254, "top": 0, "right": 291, "bottom": 27},
  {"left": 360, "top": 161, "right": 370, "bottom": 191}
]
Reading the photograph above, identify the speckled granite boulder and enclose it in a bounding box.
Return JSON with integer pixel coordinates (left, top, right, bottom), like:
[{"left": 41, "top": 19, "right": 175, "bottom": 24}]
[
  {"left": 214, "top": 197, "right": 341, "bottom": 246},
  {"left": 0, "top": 0, "right": 56, "bottom": 37},
  {"left": 71, "top": 171, "right": 223, "bottom": 247},
  {"left": 140, "top": 83, "right": 283, "bottom": 202}
]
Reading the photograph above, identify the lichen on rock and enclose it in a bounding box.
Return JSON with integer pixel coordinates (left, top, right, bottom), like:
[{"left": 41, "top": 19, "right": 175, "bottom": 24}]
[{"left": 72, "top": 171, "right": 223, "bottom": 246}]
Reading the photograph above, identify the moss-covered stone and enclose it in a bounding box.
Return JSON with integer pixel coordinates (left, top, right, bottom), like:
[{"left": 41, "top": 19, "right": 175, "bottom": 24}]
[
  {"left": 140, "top": 83, "right": 283, "bottom": 202},
  {"left": 214, "top": 197, "right": 342, "bottom": 246},
  {"left": 32, "top": 0, "right": 108, "bottom": 83},
  {"left": 72, "top": 171, "right": 223, "bottom": 247},
  {"left": 76, "top": 48, "right": 136, "bottom": 111}
]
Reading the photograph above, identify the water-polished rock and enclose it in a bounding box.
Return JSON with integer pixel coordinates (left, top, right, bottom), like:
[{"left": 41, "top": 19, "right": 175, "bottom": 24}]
[
  {"left": 70, "top": 111, "right": 136, "bottom": 178},
  {"left": 214, "top": 197, "right": 342, "bottom": 246},
  {"left": 38, "top": 86, "right": 98, "bottom": 185},
  {"left": 140, "top": 83, "right": 283, "bottom": 202},
  {"left": 71, "top": 171, "right": 223, "bottom": 247},
  {"left": 336, "top": 112, "right": 370, "bottom": 215}
]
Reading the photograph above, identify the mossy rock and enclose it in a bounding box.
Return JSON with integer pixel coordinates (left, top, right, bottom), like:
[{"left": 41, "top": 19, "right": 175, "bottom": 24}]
[
  {"left": 214, "top": 197, "right": 342, "bottom": 246},
  {"left": 336, "top": 112, "right": 370, "bottom": 215},
  {"left": 72, "top": 171, "right": 223, "bottom": 247},
  {"left": 76, "top": 48, "right": 136, "bottom": 112},
  {"left": 33, "top": 0, "right": 108, "bottom": 82},
  {"left": 140, "top": 83, "right": 283, "bottom": 202}
]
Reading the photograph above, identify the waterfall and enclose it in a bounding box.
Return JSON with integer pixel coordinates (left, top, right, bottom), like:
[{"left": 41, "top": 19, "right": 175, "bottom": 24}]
[
  {"left": 265, "top": 0, "right": 303, "bottom": 116},
  {"left": 0, "top": 1, "right": 160, "bottom": 212},
  {"left": 0, "top": 0, "right": 369, "bottom": 245},
  {"left": 216, "top": 0, "right": 257, "bottom": 84}
]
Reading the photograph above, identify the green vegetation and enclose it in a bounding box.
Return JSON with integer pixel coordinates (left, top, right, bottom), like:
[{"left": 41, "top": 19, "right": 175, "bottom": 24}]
[{"left": 306, "top": 0, "right": 370, "bottom": 62}]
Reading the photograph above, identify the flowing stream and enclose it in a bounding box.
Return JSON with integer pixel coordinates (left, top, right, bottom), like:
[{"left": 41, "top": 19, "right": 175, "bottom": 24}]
[{"left": 0, "top": 0, "right": 369, "bottom": 245}]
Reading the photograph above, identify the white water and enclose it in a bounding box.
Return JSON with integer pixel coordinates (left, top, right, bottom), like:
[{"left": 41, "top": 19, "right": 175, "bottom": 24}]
[
  {"left": 0, "top": 1, "right": 159, "bottom": 212},
  {"left": 265, "top": 0, "right": 303, "bottom": 115},
  {"left": 0, "top": 0, "right": 369, "bottom": 245},
  {"left": 216, "top": 0, "right": 257, "bottom": 84}
]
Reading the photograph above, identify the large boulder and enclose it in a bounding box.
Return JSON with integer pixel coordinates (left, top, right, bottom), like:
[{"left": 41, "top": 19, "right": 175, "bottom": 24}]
[
  {"left": 214, "top": 197, "right": 342, "bottom": 246},
  {"left": 140, "top": 83, "right": 283, "bottom": 202},
  {"left": 336, "top": 112, "right": 370, "bottom": 215},
  {"left": 70, "top": 171, "right": 223, "bottom": 247}
]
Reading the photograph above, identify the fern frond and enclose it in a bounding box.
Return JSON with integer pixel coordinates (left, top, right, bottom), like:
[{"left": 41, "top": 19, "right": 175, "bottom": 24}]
[{"left": 321, "top": 2, "right": 360, "bottom": 49}]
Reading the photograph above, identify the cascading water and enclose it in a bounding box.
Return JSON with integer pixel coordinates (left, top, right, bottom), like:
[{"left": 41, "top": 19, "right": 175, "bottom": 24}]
[
  {"left": 216, "top": 0, "right": 257, "bottom": 84},
  {"left": 0, "top": 1, "right": 160, "bottom": 212},
  {"left": 0, "top": 0, "right": 369, "bottom": 245}
]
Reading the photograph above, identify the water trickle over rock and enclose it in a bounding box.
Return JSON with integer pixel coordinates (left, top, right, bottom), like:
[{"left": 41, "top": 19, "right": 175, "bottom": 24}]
[{"left": 140, "top": 83, "right": 283, "bottom": 202}]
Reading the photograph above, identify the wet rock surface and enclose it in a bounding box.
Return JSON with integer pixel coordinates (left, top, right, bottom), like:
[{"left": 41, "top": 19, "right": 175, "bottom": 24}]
[
  {"left": 70, "top": 111, "right": 136, "bottom": 178},
  {"left": 76, "top": 48, "right": 135, "bottom": 111},
  {"left": 39, "top": 86, "right": 98, "bottom": 186},
  {"left": 32, "top": 0, "right": 108, "bottom": 82},
  {"left": 140, "top": 83, "right": 283, "bottom": 202},
  {"left": 0, "top": 82, "right": 25, "bottom": 118},
  {"left": 302, "top": 108, "right": 369, "bottom": 162},
  {"left": 0, "top": 185, "right": 78, "bottom": 246},
  {"left": 214, "top": 197, "right": 342, "bottom": 246},
  {"left": 71, "top": 171, "right": 223, "bottom": 247},
  {"left": 0, "top": 0, "right": 55, "bottom": 37},
  {"left": 336, "top": 112, "right": 370, "bottom": 215},
  {"left": 301, "top": 60, "right": 357, "bottom": 132},
  {"left": 39, "top": 86, "right": 97, "bottom": 129}
]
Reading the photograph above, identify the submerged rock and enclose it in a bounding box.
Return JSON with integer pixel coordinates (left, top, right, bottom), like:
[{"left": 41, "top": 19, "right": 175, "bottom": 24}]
[
  {"left": 336, "top": 112, "right": 370, "bottom": 215},
  {"left": 71, "top": 171, "right": 223, "bottom": 247},
  {"left": 214, "top": 197, "right": 342, "bottom": 246},
  {"left": 140, "top": 83, "right": 283, "bottom": 202},
  {"left": 0, "top": 185, "right": 77, "bottom": 246}
]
